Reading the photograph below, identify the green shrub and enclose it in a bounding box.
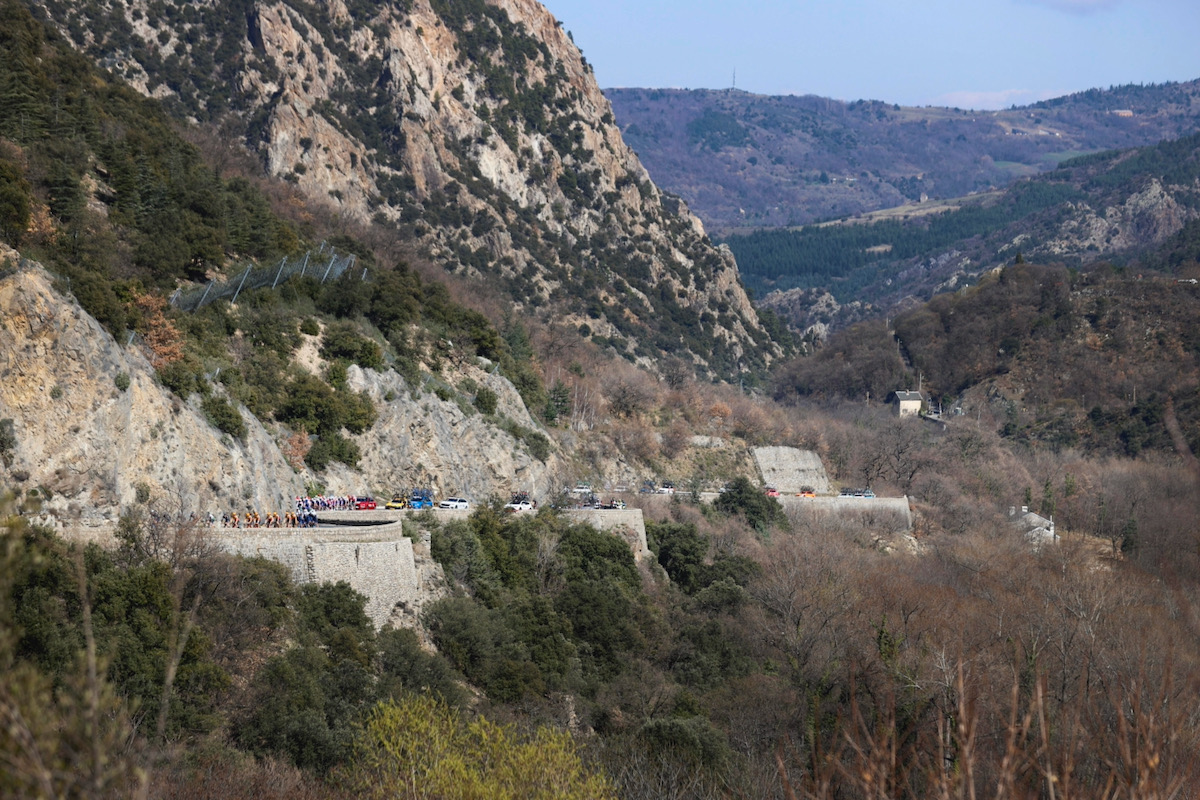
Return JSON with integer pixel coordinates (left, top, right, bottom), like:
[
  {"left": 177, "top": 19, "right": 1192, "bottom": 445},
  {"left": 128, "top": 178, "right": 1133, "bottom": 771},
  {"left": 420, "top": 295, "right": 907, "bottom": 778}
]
[
  {"left": 157, "top": 356, "right": 207, "bottom": 398},
  {"left": 202, "top": 394, "right": 247, "bottom": 440},
  {"left": 320, "top": 320, "right": 382, "bottom": 369},
  {"left": 0, "top": 418, "right": 14, "bottom": 467},
  {"left": 474, "top": 387, "right": 498, "bottom": 415},
  {"left": 114, "top": 372, "right": 131, "bottom": 392},
  {"left": 714, "top": 476, "right": 786, "bottom": 533}
]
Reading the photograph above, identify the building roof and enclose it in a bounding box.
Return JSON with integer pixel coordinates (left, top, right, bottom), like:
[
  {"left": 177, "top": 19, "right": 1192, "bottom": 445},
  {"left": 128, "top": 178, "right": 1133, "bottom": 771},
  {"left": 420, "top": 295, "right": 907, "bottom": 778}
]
[{"left": 892, "top": 390, "right": 923, "bottom": 402}]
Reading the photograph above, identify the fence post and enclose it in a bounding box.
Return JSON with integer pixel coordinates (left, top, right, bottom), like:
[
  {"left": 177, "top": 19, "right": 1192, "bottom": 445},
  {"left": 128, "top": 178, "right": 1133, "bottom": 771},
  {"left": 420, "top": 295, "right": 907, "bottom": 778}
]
[
  {"left": 231, "top": 265, "right": 253, "bottom": 304},
  {"left": 299, "top": 251, "right": 310, "bottom": 278},
  {"left": 321, "top": 254, "right": 337, "bottom": 283},
  {"left": 195, "top": 280, "right": 214, "bottom": 311},
  {"left": 272, "top": 255, "right": 288, "bottom": 289}
]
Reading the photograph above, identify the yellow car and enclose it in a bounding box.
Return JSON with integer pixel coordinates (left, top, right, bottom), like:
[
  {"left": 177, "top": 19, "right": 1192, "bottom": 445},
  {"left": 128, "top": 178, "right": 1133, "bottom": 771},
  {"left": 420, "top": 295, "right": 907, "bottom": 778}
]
[{"left": 385, "top": 495, "right": 408, "bottom": 510}]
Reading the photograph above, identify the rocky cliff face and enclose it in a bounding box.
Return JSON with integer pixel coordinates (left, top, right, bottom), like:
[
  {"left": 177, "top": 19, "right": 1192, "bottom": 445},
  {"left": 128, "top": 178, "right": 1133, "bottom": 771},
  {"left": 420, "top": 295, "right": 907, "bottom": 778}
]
[
  {"left": 0, "top": 250, "right": 562, "bottom": 521},
  {"left": 0, "top": 251, "right": 303, "bottom": 523},
  {"left": 41, "top": 0, "right": 777, "bottom": 377},
  {"left": 1034, "top": 178, "right": 1197, "bottom": 258}
]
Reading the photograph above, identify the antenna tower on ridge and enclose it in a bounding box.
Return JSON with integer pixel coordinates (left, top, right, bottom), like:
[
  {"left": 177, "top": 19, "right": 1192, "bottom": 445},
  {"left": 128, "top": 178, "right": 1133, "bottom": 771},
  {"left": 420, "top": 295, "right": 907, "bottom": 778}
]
[{"left": 732, "top": 68, "right": 736, "bottom": 91}]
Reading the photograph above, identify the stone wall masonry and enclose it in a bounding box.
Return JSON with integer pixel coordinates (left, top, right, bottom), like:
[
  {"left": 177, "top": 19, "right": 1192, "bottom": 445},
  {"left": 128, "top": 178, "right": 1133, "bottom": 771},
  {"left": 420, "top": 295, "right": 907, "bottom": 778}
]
[
  {"left": 754, "top": 446, "right": 834, "bottom": 494},
  {"left": 211, "top": 523, "right": 421, "bottom": 628},
  {"left": 564, "top": 508, "right": 652, "bottom": 563},
  {"left": 779, "top": 495, "right": 913, "bottom": 530}
]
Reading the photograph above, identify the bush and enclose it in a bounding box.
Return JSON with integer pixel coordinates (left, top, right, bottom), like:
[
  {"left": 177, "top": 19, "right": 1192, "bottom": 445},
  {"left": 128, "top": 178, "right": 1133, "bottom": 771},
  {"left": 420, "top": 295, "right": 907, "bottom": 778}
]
[
  {"left": 114, "top": 372, "right": 131, "bottom": 392},
  {"left": 202, "top": 394, "right": 247, "bottom": 440},
  {"left": 714, "top": 476, "right": 786, "bottom": 533},
  {"left": 474, "top": 386, "right": 498, "bottom": 415},
  {"left": 340, "top": 694, "right": 617, "bottom": 799},
  {"left": 0, "top": 418, "right": 15, "bottom": 467}
]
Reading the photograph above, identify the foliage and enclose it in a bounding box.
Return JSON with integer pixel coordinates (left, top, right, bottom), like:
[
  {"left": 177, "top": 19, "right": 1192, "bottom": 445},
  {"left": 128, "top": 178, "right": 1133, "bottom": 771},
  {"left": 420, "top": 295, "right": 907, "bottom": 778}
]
[
  {"left": 473, "top": 386, "right": 497, "bottom": 415},
  {"left": 647, "top": 520, "right": 759, "bottom": 596},
  {"left": 202, "top": 393, "right": 247, "bottom": 440},
  {"left": 773, "top": 319, "right": 907, "bottom": 403},
  {"left": 0, "top": 418, "right": 14, "bottom": 467},
  {"left": 713, "top": 476, "right": 786, "bottom": 533},
  {"left": 723, "top": 180, "right": 1082, "bottom": 301},
  {"left": 320, "top": 321, "right": 383, "bottom": 370},
  {"left": 428, "top": 511, "right": 648, "bottom": 696},
  {"left": 0, "top": 154, "right": 31, "bottom": 246},
  {"left": 338, "top": 693, "right": 617, "bottom": 800}
]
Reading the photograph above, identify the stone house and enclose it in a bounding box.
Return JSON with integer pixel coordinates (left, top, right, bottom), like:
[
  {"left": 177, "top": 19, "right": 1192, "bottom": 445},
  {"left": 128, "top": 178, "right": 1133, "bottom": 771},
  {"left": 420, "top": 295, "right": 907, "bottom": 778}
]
[{"left": 892, "top": 390, "right": 923, "bottom": 418}]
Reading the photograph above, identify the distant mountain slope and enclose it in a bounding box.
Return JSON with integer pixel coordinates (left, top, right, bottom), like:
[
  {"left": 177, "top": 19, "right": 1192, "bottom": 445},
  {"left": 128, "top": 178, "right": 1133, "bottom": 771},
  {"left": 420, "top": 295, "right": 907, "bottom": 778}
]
[
  {"left": 607, "top": 83, "right": 1200, "bottom": 231},
  {"left": 737, "top": 131, "right": 1200, "bottom": 331},
  {"left": 773, "top": 263, "right": 1200, "bottom": 460},
  {"left": 27, "top": 0, "right": 780, "bottom": 378}
]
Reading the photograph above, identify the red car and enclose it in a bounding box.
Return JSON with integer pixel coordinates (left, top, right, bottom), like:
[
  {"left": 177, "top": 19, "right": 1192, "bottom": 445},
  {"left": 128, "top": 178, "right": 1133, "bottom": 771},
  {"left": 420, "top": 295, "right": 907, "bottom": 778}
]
[
  {"left": 765, "top": 487, "right": 781, "bottom": 498},
  {"left": 354, "top": 496, "right": 377, "bottom": 510}
]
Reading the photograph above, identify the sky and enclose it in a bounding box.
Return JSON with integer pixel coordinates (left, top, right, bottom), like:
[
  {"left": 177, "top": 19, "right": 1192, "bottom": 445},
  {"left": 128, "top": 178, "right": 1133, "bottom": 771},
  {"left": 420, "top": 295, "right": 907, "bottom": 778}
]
[{"left": 538, "top": 0, "right": 1200, "bottom": 109}]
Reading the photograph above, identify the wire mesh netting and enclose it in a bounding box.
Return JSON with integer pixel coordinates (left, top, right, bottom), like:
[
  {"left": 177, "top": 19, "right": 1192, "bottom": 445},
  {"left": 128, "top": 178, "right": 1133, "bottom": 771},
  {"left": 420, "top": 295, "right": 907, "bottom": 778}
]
[{"left": 169, "top": 242, "right": 357, "bottom": 312}]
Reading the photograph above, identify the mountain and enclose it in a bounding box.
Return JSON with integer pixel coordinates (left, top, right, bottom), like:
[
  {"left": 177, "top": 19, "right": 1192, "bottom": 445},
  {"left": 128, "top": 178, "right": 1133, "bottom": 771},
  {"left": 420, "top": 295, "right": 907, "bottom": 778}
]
[
  {"left": 25, "top": 0, "right": 779, "bottom": 378},
  {"left": 606, "top": 82, "right": 1200, "bottom": 231},
  {"left": 773, "top": 261, "right": 1200, "bottom": 462},
  {"left": 736, "top": 131, "right": 1200, "bottom": 332},
  {"left": 5, "top": 2, "right": 1200, "bottom": 792}
]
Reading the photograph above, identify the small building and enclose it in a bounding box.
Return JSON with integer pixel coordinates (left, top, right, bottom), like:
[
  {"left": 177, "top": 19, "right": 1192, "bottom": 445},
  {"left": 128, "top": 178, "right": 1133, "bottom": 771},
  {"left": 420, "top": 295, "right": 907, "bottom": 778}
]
[
  {"left": 1112, "top": 109, "right": 1134, "bottom": 118},
  {"left": 1010, "top": 506, "right": 1056, "bottom": 547},
  {"left": 892, "top": 390, "right": 923, "bottom": 418}
]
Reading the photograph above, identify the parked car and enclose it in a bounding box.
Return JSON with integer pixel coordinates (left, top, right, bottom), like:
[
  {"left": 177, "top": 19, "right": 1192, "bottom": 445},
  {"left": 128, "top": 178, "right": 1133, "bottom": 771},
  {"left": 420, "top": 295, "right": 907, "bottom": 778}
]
[
  {"left": 765, "top": 486, "right": 781, "bottom": 498},
  {"left": 839, "top": 487, "right": 856, "bottom": 497},
  {"left": 657, "top": 481, "right": 676, "bottom": 494},
  {"left": 439, "top": 497, "right": 469, "bottom": 510},
  {"left": 862, "top": 489, "right": 876, "bottom": 499},
  {"left": 354, "top": 496, "right": 377, "bottom": 510},
  {"left": 570, "top": 482, "right": 592, "bottom": 495},
  {"left": 796, "top": 486, "right": 816, "bottom": 498},
  {"left": 385, "top": 494, "right": 408, "bottom": 510},
  {"left": 504, "top": 491, "right": 535, "bottom": 513},
  {"left": 409, "top": 488, "right": 434, "bottom": 509}
]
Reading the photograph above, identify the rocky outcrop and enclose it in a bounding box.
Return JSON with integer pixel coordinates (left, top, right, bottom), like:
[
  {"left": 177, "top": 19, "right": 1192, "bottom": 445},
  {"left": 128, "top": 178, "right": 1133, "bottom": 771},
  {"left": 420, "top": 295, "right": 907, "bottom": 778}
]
[
  {"left": 0, "top": 254, "right": 561, "bottom": 522},
  {"left": 325, "top": 361, "right": 563, "bottom": 501},
  {"left": 47, "top": 0, "right": 777, "bottom": 377},
  {"left": 1035, "top": 178, "right": 1195, "bottom": 258},
  {"left": 0, "top": 254, "right": 304, "bottom": 524}
]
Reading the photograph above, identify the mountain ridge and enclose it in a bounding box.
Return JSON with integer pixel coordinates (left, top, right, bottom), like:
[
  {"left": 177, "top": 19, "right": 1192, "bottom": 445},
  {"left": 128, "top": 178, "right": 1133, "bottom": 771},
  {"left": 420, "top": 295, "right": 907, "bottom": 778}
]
[
  {"left": 31, "top": 0, "right": 780, "bottom": 377},
  {"left": 606, "top": 81, "right": 1200, "bottom": 231}
]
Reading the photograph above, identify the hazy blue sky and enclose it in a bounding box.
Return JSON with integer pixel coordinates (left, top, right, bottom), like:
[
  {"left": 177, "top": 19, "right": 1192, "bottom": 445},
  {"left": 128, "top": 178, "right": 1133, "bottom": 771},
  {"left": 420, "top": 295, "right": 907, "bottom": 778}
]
[{"left": 539, "top": 0, "right": 1200, "bottom": 109}]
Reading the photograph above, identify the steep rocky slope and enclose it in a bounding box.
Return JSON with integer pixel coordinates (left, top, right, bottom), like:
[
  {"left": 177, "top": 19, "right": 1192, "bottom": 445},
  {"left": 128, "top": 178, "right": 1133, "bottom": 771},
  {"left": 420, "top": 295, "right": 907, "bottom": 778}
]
[
  {"left": 0, "top": 250, "right": 562, "bottom": 521},
  {"left": 34, "top": 0, "right": 778, "bottom": 377}
]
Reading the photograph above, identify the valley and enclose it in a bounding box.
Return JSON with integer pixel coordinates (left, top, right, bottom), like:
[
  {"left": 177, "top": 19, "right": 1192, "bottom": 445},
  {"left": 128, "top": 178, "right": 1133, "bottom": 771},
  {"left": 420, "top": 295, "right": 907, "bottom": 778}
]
[{"left": 0, "top": 0, "right": 1199, "bottom": 797}]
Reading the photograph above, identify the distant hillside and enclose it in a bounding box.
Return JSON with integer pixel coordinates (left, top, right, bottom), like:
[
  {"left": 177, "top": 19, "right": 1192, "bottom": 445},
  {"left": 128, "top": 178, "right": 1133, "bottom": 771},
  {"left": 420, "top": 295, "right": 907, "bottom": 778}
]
[
  {"left": 607, "top": 83, "right": 1200, "bottom": 231},
  {"left": 738, "top": 131, "right": 1200, "bottom": 330},
  {"left": 774, "top": 263, "right": 1200, "bottom": 460}
]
